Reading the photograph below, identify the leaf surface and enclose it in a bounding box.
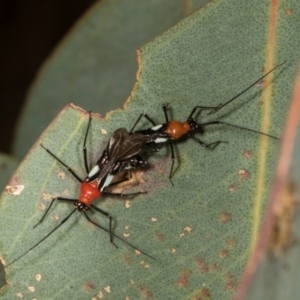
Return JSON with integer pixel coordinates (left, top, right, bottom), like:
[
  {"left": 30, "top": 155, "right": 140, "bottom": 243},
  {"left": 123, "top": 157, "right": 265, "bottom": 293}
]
[{"left": 1, "top": 0, "right": 300, "bottom": 299}]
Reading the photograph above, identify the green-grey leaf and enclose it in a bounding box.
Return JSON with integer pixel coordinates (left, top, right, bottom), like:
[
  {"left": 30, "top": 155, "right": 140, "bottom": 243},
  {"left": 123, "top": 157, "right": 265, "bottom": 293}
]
[
  {"left": 238, "top": 68, "right": 300, "bottom": 300},
  {"left": 0, "top": 153, "right": 19, "bottom": 193},
  {"left": 12, "top": 0, "right": 208, "bottom": 158},
  {"left": 1, "top": 0, "right": 300, "bottom": 299}
]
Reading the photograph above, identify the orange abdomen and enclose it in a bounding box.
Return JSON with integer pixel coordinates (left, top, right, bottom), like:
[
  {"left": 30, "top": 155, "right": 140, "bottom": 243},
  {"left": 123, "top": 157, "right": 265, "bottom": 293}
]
[{"left": 165, "top": 120, "right": 191, "bottom": 140}]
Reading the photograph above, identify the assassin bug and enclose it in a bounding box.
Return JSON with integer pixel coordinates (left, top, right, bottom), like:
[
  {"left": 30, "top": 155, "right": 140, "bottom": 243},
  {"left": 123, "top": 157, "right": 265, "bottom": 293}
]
[
  {"left": 130, "top": 62, "right": 284, "bottom": 184},
  {"left": 3, "top": 113, "right": 155, "bottom": 270}
]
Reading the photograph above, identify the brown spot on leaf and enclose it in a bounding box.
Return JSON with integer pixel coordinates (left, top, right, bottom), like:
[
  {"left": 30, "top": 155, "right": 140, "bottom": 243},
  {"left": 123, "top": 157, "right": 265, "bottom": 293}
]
[
  {"left": 154, "top": 231, "right": 165, "bottom": 242},
  {"left": 122, "top": 254, "right": 132, "bottom": 264},
  {"left": 219, "top": 212, "right": 232, "bottom": 223},
  {"left": 226, "top": 237, "right": 237, "bottom": 247},
  {"left": 139, "top": 286, "right": 153, "bottom": 298},
  {"left": 243, "top": 150, "right": 253, "bottom": 159},
  {"left": 229, "top": 184, "right": 237, "bottom": 192},
  {"left": 177, "top": 276, "right": 188, "bottom": 287},
  {"left": 196, "top": 258, "right": 209, "bottom": 274},
  {"left": 83, "top": 282, "right": 95, "bottom": 290},
  {"left": 225, "top": 273, "right": 238, "bottom": 291},
  {"left": 219, "top": 249, "right": 229, "bottom": 259},
  {"left": 176, "top": 269, "right": 192, "bottom": 287},
  {"left": 191, "top": 288, "right": 212, "bottom": 299}
]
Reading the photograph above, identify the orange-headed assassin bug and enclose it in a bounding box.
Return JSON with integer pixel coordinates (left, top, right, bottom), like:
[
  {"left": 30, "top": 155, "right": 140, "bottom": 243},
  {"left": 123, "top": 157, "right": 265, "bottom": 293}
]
[
  {"left": 130, "top": 62, "right": 285, "bottom": 184},
  {"left": 3, "top": 113, "right": 155, "bottom": 270}
]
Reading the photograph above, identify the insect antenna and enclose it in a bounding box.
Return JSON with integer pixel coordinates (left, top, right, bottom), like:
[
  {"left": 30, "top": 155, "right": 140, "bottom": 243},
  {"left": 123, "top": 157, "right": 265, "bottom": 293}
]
[
  {"left": 206, "top": 61, "right": 286, "bottom": 116},
  {"left": 200, "top": 120, "right": 280, "bottom": 140}
]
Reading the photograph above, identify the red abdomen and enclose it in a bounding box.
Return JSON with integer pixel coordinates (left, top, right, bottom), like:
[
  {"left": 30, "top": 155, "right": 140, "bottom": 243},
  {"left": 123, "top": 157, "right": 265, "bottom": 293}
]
[{"left": 79, "top": 181, "right": 101, "bottom": 206}]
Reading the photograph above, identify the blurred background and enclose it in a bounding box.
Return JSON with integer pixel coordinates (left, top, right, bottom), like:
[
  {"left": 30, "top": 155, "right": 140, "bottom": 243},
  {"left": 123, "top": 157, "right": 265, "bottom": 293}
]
[{"left": 0, "top": 0, "right": 96, "bottom": 154}]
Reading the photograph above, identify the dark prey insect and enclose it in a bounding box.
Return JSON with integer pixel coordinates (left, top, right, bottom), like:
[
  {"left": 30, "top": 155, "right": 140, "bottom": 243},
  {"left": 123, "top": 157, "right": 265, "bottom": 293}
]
[
  {"left": 130, "top": 62, "right": 285, "bottom": 184},
  {"left": 3, "top": 113, "right": 155, "bottom": 270}
]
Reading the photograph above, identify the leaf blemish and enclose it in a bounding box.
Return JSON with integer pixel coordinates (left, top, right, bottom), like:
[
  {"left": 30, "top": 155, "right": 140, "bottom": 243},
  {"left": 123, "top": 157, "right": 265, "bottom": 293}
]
[
  {"left": 5, "top": 184, "right": 24, "bottom": 196},
  {"left": 56, "top": 170, "right": 66, "bottom": 180},
  {"left": 104, "top": 285, "right": 111, "bottom": 293},
  {"left": 243, "top": 150, "right": 253, "bottom": 159},
  {"left": 225, "top": 272, "right": 238, "bottom": 291},
  {"left": 228, "top": 184, "right": 237, "bottom": 192},
  {"left": 83, "top": 282, "right": 95, "bottom": 290},
  {"left": 35, "top": 274, "right": 42, "bottom": 281},
  {"left": 154, "top": 231, "right": 165, "bottom": 242},
  {"left": 176, "top": 269, "right": 192, "bottom": 287},
  {"left": 192, "top": 288, "right": 212, "bottom": 300},
  {"left": 238, "top": 168, "right": 250, "bottom": 180},
  {"left": 125, "top": 200, "right": 130, "bottom": 209},
  {"left": 218, "top": 249, "right": 229, "bottom": 259},
  {"left": 196, "top": 258, "right": 209, "bottom": 274},
  {"left": 184, "top": 227, "right": 192, "bottom": 234},
  {"left": 100, "top": 128, "right": 107, "bottom": 135},
  {"left": 139, "top": 285, "right": 153, "bottom": 298},
  {"left": 219, "top": 212, "right": 232, "bottom": 223},
  {"left": 226, "top": 237, "right": 237, "bottom": 247},
  {"left": 27, "top": 286, "right": 35, "bottom": 292}
]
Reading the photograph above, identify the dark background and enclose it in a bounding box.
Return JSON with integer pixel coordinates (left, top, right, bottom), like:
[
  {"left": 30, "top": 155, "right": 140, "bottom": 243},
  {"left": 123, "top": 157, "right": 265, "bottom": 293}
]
[{"left": 0, "top": 0, "right": 96, "bottom": 154}]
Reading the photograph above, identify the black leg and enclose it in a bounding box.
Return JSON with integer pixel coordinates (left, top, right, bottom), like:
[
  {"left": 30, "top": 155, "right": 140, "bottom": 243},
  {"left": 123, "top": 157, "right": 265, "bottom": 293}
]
[
  {"left": 200, "top": 121, "right": 280, "bottom": 140},
  {"left": 162, "top": 104, "right": 170, "bottom": 122},
  {"left": 5, "top": 209, "right": 77, "bottom": 269},
  {"left": 168, "top": 140, "right": 175, "bottom": 186},
  {"left": 83, "top": 112, "right": 92, "bottom": 174},
  {"left": 187, "top": 105, "right": 222, "bottom": 120},
  {"left": 188, "top": 134, "right": 228, "bottom": 148},
  {"left": 41, "top": 144, "right": 83, "bottom": 183},
  {"left": 83, "top": 211, "right": 155, "bottom": 260},
  {"left": 89, "top": 204, "right": 115, "bottom": 247},
  {"left": 33, "top": 197, "right": 77, "bottom": 228},
  {"left": 102, "top": 191, "right": 147, "bottom": 197},
  {"left": 130, "top": 113, "right": 156, "bottom": 132},
  {"left": 108, "top": 171, "right": 132, "bottom": 187}
]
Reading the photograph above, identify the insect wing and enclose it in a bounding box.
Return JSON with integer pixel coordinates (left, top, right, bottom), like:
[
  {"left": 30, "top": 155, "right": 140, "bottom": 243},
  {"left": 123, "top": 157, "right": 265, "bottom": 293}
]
[
  {"left": 117, "top": 133, "right": 149, "bottom": 161},
  {"left": 95, "top": 128, "right": 129, "bottom": 186}
]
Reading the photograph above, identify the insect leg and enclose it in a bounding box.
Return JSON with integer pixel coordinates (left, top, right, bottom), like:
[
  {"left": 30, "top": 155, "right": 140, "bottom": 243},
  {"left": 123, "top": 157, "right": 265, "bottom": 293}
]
[
  {"left": 188, "top": 134, "right": 227, "bottom": 148},
  {"left": 83, "top": 211, "right": 155, "bottom": 260},
  {"left": 41, "top": 144, "right": 83, "bottom": 183},
  {"left": 187, "top": 105, "right": 222, "bottom": 120},
  {"left": 89, "top": 204, "right": 116, "bottom": 247},
  {"left": 83, "top": 112, "right": 92, "bottom": 174},
  {"left": 4, "top": 209, "right": 77, "bottom": 269},
  {"left": 168, "top": 140, "right": 175, "bottom": 185},
  {"left": 130, "top": 113, "right": 157, "bottom": 132},
  {"left": 102, "top": 191, "right": 147, "bottom": 197},
  {"left": 33, "top": 197, "right": 77, "bottom": 228}
]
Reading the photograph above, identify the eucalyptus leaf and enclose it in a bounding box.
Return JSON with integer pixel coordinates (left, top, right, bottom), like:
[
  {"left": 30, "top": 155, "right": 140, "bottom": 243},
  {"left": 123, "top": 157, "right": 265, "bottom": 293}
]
[
  {"left": 1, "top": 0, "right": 300, "bottom": 299},
  {"left": 13, "top": 0, "right": 208, "bottom": 158}
]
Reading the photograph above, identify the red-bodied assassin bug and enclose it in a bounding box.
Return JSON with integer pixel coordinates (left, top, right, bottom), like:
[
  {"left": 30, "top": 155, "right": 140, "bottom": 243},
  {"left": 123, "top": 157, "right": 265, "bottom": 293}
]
[
  {"left": 130, "top": 62, "right": 285, "bottom": 184},
  {"left": 3, "top": 113, "right": 155, "bottom": 270}
]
